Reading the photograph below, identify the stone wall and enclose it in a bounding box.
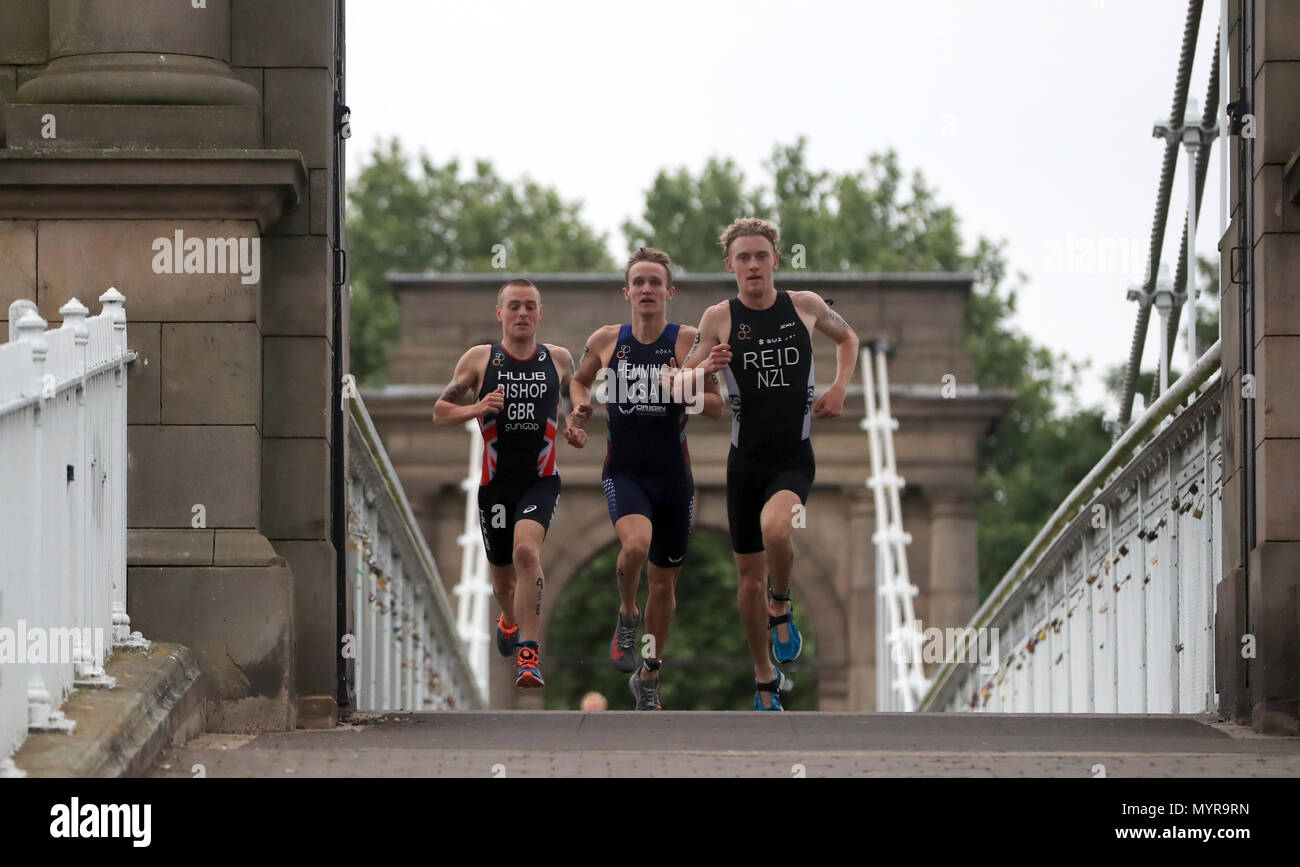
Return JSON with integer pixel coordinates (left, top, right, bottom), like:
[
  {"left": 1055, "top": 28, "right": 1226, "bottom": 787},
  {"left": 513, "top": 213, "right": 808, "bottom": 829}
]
[
  {"left": 0, "top": 0, "right": 344, "bottom": 731},
  {"left": 1218, "top": 0, "right": 1300, "bottom": 734}
]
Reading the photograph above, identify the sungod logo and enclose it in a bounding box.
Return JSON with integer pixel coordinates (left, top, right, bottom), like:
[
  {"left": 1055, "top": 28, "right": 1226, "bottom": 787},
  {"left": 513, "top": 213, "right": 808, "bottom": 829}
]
[
  {"left": 151, "top": 230, "right": 260, "bottom": 285},
  {"left": 50, "top": 798, "right": 151, "bottom": 848}
]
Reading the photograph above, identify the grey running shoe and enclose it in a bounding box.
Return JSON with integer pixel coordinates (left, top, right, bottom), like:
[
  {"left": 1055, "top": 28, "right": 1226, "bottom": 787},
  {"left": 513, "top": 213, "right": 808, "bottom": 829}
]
[
  {"left": 609, "top": 610, "right": 640, "bottom": 673},
  {"left": 628, "top": 664, "right": 662, "bottom": 710}
]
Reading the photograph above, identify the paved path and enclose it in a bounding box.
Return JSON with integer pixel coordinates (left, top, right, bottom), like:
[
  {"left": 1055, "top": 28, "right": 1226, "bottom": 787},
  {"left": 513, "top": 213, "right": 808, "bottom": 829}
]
[{"left": 146, "top": 712, "right": 1300, "bottom": 777}]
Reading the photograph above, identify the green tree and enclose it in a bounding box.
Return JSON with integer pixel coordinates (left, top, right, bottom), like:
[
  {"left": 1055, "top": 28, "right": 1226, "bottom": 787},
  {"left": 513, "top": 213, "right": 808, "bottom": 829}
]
[{"left": 346, "top": 138, "right": 616, "bottom": 384}]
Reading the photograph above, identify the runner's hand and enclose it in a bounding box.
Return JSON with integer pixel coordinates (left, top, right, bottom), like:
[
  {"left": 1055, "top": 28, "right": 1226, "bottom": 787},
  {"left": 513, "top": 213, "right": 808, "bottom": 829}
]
[
  {"left": 813, "top": 384, "right": 845, "bottom": 418},
  {"left": 477, "top": 386, "right": 505, "bottom": 417},
  {"left": 701, "top": 343, "right": 732, "bottom": 375},
  {"left": 568, "top": 403, "right": 592, "bottom": 429},
  {"left": 564, "top": 425, "right": 588, "bottom": 448}
]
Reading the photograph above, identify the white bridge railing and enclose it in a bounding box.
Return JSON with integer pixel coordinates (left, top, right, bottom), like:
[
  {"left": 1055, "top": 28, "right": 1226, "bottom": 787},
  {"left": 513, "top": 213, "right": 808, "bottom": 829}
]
[
  {"left": 1, "top": 291, "right": 144, "bottom": 776},
  {"left": 923, "top": 342, "right": 1223, "bottom": 714},
  {"left": 345, "top": 394, "right": 484, "bottom": 712}
]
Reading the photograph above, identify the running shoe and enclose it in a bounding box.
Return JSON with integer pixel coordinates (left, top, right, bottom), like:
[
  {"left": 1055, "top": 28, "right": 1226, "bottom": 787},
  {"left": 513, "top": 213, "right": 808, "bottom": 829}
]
[
  {"left": 496, "top": 613, "right": 519, "bottom": 657},
  {"left": 753, "top": 668, "right": 792, "bottom": 711},
  {"left": 628, "top": 663, "right": 662, "bottom": 711},
  {"left": 515, "top": 641, "right": 544, "bottom": 688},
  {"left": 769, "top": 593, "right": 803, "bottom": 664},
  {"left": 609, "top": 610, "right": 641, "bottom": 673}
]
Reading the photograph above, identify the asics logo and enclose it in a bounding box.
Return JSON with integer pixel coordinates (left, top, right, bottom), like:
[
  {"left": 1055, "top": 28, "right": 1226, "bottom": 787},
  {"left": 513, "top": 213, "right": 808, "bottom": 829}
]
[{"left": 522, "top": 505, "right": 537, "bottom": 514}]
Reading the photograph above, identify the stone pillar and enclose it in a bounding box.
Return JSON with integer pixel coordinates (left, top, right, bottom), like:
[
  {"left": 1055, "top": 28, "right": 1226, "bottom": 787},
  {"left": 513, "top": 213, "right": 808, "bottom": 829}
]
[
  {"left": 1218, "top": 0, "right": 1300, "bottom": 735},
  {"left": 845, "top": 487, "right": 876, "bottom": 711},
  {"left": 0, "top": 0, "right": 339, "bottom": 732},
  {"left": 927, "top": 488, "right": 980, "bottom": 630},
  {"left": 7, "top": 0, "right": 260, "bottom": 148}
]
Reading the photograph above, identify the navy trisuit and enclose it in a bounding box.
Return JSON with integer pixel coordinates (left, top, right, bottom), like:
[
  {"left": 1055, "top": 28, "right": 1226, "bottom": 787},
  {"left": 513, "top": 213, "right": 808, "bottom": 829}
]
[{"left": 601, "top": 323, "right": 695, "bottom": 567}]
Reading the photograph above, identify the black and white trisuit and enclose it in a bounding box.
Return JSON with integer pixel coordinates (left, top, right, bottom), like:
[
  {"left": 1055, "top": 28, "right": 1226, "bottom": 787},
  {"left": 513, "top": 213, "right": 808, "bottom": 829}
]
[{"left": 721, "top": 291, "right": 816, "bottom": 554}]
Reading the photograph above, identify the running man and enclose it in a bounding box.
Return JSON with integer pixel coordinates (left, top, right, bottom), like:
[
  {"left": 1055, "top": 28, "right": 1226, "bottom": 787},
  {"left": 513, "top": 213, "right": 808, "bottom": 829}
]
[
  {"left": 565, "top": 247, "right": 723, "bottom": 709},
  {"left": 677, "top": 218, "right": 859, "bottom": 710},
  {"left": 433, "top": 278, "right": 579, "bottom": 689}
]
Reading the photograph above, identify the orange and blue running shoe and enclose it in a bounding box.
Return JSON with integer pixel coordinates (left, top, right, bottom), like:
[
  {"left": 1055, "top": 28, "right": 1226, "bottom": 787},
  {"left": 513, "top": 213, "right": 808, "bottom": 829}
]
[
  {"left": 515, "top": 640, "right": 544, "bottom": 688},
  {"left": 496, "top": 613, "right": 519, "bottom": 657}
]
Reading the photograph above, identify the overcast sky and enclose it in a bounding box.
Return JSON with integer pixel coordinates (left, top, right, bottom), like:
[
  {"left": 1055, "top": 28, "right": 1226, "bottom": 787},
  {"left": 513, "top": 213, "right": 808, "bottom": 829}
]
[{"left": 345, "top": 0, "right": 1227, "bottom": 411}]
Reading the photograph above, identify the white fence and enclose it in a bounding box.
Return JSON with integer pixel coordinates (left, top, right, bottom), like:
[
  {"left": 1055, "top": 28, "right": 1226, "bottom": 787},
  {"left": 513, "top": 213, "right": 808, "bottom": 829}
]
[
  {"left": 923, "top": 343, "right": 1223, "bottom": 714},
  {"left": 345, "top": 394, "right": 484, "bottom": 712},
  {"left": 1, "top": 291, "right": 143, "bottom": 775}
]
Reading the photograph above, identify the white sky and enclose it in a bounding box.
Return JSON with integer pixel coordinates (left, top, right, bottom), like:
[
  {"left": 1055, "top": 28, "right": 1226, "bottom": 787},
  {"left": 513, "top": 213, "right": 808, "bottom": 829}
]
[{"left": 346, "top": 0, "right": 1228, "bottom": 411}]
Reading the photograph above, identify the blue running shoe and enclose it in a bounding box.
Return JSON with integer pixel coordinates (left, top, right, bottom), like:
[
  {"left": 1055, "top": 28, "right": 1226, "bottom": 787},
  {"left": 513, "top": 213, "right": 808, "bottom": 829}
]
[
  {"left": 496, "top": 613, "right": 519, "bottom": 657},
  {"left": 754, "top": 668, "right": 791, "bottom": 711},
  {"left": 769, "top": 591, "right": 802, "bottom": 663},
  {"left": 515, "top": 641, "right": 544, "bottom": 688}
]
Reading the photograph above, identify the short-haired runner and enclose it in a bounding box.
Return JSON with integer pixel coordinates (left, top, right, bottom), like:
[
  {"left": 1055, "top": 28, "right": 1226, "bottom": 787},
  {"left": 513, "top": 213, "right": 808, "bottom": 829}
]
[
  {"left": 565, "top": 248, "right": 723, "bottom": 709},
  {"left": 434, "top": 278, "right": 580, "bottom": 689},
  {"left": 676, "top": 218, "right": 859, "bottom": 710}
]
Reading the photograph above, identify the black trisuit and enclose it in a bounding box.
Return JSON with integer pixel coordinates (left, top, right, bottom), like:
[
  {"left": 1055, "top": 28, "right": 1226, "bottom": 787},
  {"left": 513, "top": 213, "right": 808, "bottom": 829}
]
[
  {"left": 475, "top": 343, "right": 562, "bottom": 566},
  {"left": 721, "top": 291, "right": 816, "bottom": 554},
  {"left": 600, "top": 323, "right": 695, "bottom": 567}
]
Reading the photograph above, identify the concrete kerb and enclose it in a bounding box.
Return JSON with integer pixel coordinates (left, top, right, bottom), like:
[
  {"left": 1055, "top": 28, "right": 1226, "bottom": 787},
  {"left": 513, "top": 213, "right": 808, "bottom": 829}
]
[{"left": 10, "top": 642, "right": 206, "bottom": 777}]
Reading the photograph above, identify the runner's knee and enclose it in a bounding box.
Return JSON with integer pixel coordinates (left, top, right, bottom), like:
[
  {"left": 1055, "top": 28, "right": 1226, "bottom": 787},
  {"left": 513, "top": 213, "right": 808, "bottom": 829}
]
[
  {"left": 761, "top": 512, "right": 794, "bottom": 546},
  {"left": 621, "top": 538, "right": 650, "bottom": 564},
  {"left": 513, "top": 541, "right": 540, "bottom": 570}
]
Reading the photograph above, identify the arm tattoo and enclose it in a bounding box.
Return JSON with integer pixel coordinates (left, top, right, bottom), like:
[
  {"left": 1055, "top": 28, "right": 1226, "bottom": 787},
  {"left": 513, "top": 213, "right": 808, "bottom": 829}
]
[
  {"left": 828, "top": 309, "right": 850, "bottom": 331},
  {"left": 683, "top": 331, "right": 702, "bottom": 365},
  {"left": 577, "top": 343, "right": 591, "bottom": 370},
  {"left": 441, "top": 377, "right": 471, "bottom": 405}
]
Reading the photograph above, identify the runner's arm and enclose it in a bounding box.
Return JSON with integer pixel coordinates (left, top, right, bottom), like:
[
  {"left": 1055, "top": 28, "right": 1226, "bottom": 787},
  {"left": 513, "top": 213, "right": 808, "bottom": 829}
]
[
  {"left": 433, "top": 345, "right": 498, "bottom": 426},
  {"left": 674, "top": 325, "right": 724, "bottom": 419},
  {"left": 567, "top": 326, "right": 614, "bottom": 429},
  {"left": 795, "top": 291, "right": 859, "bottom": 419},
  {"left": 553, "top": 345, "right": 590, "bottom": 449}
]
